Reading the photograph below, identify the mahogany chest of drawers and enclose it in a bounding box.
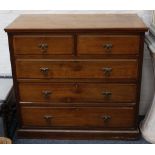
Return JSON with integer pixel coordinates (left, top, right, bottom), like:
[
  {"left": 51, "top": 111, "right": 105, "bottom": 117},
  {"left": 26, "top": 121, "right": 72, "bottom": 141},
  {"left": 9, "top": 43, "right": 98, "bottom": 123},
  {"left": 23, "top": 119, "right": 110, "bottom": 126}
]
[{"left": 5, "top": 14, "right": 147, "bottom": 139}]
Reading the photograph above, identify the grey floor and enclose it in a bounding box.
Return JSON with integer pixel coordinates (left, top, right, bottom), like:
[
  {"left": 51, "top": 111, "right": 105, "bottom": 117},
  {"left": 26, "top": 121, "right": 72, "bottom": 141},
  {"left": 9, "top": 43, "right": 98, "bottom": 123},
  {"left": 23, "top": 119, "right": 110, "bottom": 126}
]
[{"left": 13, "top": 137, "right": 149, "bottom": 144}]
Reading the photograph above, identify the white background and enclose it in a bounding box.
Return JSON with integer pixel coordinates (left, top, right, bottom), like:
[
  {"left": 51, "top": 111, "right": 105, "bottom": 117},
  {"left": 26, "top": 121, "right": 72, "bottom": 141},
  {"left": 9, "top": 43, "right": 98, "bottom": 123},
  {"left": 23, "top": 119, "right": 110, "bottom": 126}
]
[{"left": 0, "top": 0, "right": 155, "bottom": 10}]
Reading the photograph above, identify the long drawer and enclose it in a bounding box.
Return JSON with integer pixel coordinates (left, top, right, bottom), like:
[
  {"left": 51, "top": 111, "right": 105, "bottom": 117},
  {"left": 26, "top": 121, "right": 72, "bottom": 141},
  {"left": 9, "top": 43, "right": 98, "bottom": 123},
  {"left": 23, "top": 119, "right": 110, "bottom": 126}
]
[
  {"left": 16, "top": 59, "right": 138, "bottom": 79},
  {"left": 18, "top": 82, "right": 137, "bottom": 103},
  {"left": 78, "top": 35, "right": 140, "bottom": 55},
  {"left": 21, "top": 106, "right": 136, "bottom": 128},
  {"left": 13, "top": 35, "right": 74, "bottom": 55}
]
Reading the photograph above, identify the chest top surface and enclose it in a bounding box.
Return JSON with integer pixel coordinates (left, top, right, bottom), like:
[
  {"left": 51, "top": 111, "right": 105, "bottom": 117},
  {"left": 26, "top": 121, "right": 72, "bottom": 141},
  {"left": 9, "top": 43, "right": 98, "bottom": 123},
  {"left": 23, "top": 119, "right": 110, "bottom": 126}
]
[{"left": 5, "top": 14, "right": 147, "bottom": 32}]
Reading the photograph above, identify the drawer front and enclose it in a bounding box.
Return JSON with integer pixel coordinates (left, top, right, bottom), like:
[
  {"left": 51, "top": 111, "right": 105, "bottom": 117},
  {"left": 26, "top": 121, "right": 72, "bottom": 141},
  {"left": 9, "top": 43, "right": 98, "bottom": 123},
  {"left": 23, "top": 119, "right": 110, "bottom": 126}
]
[
  {"left": 16, "top": 59, "right": 138, "bottom": 79},
  {"left": 13, "top": 35, "right": 74, "bottom": 55},
  {"left": 78, "top": 35, "right": 140, "bottom": 55},
  {"left": 19, "top": 83, "right": 137, "bottom": 103},
  {"left": 21, "top": 107, "right": 135, "bottom": 128}
]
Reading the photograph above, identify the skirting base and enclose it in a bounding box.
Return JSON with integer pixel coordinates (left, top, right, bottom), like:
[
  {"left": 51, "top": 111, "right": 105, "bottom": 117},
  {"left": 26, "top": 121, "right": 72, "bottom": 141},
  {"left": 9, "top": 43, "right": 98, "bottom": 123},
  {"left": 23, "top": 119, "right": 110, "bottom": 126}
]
[{"left": 17, "top": 128, "right": 140, "bottom": 140}]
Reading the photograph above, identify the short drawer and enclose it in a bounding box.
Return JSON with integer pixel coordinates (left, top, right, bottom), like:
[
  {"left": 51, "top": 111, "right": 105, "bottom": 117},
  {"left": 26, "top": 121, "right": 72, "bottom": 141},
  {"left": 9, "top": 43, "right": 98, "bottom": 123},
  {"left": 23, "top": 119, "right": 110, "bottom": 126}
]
[
  {"left": 13, "top": 35, "right": 74, "bottom": 55},
  {"left": 16, "top": 59, "right": 138, "bottom": 79},
  {"left": 77, "top": 35, "right": 140, "bottom": 55},
  {"left": 21, "top": 106, "right": 136, "bottom": 128},
  {"left": 18, "top": 83, "right": 137, "bottom": 103}
]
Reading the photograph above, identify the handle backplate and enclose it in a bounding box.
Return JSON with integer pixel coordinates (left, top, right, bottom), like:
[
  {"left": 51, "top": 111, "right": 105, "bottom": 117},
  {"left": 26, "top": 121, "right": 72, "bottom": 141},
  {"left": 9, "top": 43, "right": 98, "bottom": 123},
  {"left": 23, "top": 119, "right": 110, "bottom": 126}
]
[
  {"left": 38, "top": 43, "right": 48, "bottom": 53},
  {"left": 102, "top": 91, "right": 112, "bottom": 97},
  {"left": 102, "top": 67, "right": 112, "bottom": 76},
  {"left": 101, "top": 115, "right": 111, "bottom": 122},
  {"left": 42, "top": 90, "right": 52, "bottom": 98},
  {"left": 40, "top": 67, "right": 49, "bottom": 75},
  {"left": 103, "top": 43, "right": 113, "bottom": 51}
]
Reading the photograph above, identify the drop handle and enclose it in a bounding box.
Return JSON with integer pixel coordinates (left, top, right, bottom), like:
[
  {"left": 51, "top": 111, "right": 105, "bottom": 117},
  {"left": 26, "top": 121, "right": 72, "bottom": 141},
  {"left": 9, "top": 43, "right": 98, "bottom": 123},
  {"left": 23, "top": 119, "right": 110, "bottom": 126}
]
[
  {"left": 101, "top": 115, "right": 111, "bottom": 122},
  {"left": 103, "top": 43, "right": 113, "bottom": 50},
  {"left": 43, "top": 115, "right": 53, "bottom": 121},
  {"left": 40, "top": 67, "right": 49, "bottom": 75},
  {"left": 101, "top": 91, "right": 112, "bottom": 97},
  {"left": 102, "top": 67, "right": 112, "bottom": 76},
  {"left": 42, "top": 90, "right": 52, "bottom": 97},
  {"left": 38, "top": 43, "right": 48, "bottom": 52}
]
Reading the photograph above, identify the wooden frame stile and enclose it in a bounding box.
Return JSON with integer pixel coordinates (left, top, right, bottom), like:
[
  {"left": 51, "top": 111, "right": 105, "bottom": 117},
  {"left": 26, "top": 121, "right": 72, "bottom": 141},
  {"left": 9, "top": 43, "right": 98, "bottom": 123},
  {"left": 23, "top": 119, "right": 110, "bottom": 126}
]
[{"left": 7, "top": 33, "right": 22, "bottom": 129}]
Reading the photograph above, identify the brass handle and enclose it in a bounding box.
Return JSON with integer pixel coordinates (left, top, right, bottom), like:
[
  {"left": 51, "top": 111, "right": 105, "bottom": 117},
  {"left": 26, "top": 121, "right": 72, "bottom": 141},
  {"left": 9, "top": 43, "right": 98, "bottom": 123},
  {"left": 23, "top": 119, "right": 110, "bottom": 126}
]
[
  {"left": 40, "top": 67, "right": 49, "bottom": 75},
  {"left": 103, "top": 43, "right": 113, "bottom": 50},
  {"left": 43, "top": 115, "right": 53, "bottom": 123},
  {"left": 102, "top": 67, "right": 112, "bottom": 76},
  {"left": 44, "top": 115, "right": 53, "bottom": 120},
  {"left": 102, "top": 91, "right": 112, "bottom": 97},
  {"left": 38, "top": 43, "right": 48, "bottom": 52},
  {"left": 42, "top": 90, "right": 52, "bottom": 97},
  {"left": 101, "top": 115, "right": 111, "bottom": 122}
]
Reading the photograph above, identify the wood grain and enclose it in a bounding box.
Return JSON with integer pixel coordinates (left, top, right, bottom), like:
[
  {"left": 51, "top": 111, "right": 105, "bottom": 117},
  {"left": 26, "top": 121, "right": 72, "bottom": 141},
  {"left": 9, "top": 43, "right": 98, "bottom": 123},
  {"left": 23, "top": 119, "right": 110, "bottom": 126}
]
[
  {"left": 21, "top": 106, "right": 136, "bottom": 129},
  {"left": 15, "top": 59, "right": 138, "bottom": 79},
  {"left": 13, "top": 35, "right": 74, "bottom": 55},
  {"left": 5, "top": 14, "right": 147, "bottom": 139},
  {"left": 78, "top": 35, "right": 140, "bottom": 54},
  {"left": 17, "top": 129, "right": 140, "bottom": 140},
  {"left": 18, "top": 82, "right": 137, "bottom": 103},
  {"left": 5, "top": 14, "right": 147, "bottom": 32}
]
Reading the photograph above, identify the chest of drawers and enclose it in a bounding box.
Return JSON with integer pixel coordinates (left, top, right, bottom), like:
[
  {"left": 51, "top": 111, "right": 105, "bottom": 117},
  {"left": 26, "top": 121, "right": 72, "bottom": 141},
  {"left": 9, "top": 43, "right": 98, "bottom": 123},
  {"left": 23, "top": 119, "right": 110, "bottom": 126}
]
[{"left": 5, "top": 14, "right": 147, "bottom": 139}]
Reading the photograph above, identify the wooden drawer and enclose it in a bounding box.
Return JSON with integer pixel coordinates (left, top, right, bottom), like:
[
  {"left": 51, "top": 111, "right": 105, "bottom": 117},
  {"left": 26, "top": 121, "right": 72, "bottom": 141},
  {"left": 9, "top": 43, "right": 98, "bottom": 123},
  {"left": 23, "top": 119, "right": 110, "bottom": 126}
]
[
  {"left": 13, "top": 35, "right": 74, "bottom": 55},
  {"left": 18, "top": 82, "right": 137, "bottom": 103},
  {"left": 77, "top": 35, "right": 140, "bottom": 55},
  {"left": 21, "top": 106, "right": 135, "bottom": 128},
  {"left": 16, "top": 59, "right": 138, "bottom": 79}
]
